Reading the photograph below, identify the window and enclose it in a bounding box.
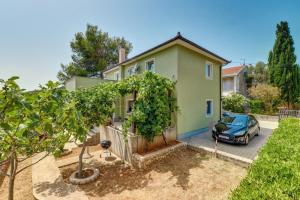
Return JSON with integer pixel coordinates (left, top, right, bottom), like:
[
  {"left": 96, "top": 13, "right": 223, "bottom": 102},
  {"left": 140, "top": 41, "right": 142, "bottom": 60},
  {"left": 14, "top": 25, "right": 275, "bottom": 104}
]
[
  {"left": 205, "top": 62, "right": 213, "bottom": 79},
  {"left": 145, "top": 59, "right": 155, "bottom": 72},
  {"left": 127, "top": 100, "right": 134, "bottom": 113},
  {"left": 114, "top": 72, "right": 120, "bottom": 81},
  {"left": 128, "top": 67, "right": 134, "bottom": 76},
  {"left": 206, "top": 99, "right": 213, "bottom": 117}
]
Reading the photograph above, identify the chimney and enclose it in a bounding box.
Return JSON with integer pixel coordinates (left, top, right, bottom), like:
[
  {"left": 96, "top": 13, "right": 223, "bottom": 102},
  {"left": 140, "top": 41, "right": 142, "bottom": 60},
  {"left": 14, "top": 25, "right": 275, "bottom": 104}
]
[{"left": 118, "top": 47, "right": 126, "bottom": 63}]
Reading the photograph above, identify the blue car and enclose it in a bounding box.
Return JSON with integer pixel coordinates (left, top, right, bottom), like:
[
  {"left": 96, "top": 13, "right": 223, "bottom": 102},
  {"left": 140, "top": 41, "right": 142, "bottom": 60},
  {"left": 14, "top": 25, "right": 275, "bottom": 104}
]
[{"left": 212, "top": 113, "right": 260, "bottom": 145}]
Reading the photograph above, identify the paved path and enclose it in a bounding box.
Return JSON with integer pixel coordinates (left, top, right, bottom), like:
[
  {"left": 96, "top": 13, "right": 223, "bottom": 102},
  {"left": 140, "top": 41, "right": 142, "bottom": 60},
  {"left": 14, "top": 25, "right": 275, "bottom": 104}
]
[
  {"left": 32, "top": 152, "right": 88, "bottom": 200},
  {"left": 181, "top": 120, "right": 277, "bottom": 160}
]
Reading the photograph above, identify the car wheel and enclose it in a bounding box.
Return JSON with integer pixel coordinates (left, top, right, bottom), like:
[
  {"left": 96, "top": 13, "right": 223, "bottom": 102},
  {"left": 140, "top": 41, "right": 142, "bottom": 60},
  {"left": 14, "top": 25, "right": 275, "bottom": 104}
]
[
  {"left": 244, "top": 134, "right": 249, "bottom": 145},
  {"left": 255, "top": 127, "right": 260, "bottom": 136}
]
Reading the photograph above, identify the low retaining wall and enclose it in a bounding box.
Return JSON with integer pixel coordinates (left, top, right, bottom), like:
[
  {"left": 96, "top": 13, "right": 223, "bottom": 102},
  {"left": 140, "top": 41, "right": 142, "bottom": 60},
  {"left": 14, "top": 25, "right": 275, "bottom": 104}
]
[
  {"left": 132, "top": 143, "right": 187, "bottom": 169},
  {"left": 187, "top": 144, "right": 252, "bottom": 168},
  {"left": 252, "top": 114, "right": 278, "bottom": 122},
  {"left": 99, "top": 125, "right": 177, "bottom": 164}
]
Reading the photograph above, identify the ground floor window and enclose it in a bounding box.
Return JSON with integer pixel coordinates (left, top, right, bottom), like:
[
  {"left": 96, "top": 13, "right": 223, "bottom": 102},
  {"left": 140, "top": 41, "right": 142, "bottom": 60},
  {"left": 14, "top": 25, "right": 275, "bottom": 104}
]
[
  {"left": 127, "top": 99, "right": 134, "bottom": 113},
  {"left": 206, "top": 99, "right": 213, "bottom": 117}
]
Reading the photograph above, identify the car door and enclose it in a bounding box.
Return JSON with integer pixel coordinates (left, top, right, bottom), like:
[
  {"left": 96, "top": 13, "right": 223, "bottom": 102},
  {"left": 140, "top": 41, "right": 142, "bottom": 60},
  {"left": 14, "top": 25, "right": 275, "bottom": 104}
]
[{"left": 248, "top": 116, "right": 258, "bottom": 137}]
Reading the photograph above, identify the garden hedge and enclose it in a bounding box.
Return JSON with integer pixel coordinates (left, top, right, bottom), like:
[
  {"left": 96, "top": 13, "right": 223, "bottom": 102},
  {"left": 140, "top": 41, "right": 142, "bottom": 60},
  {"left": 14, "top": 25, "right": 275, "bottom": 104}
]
[{"left": 230, "top": 118, "right": 300, "bottom": 200}]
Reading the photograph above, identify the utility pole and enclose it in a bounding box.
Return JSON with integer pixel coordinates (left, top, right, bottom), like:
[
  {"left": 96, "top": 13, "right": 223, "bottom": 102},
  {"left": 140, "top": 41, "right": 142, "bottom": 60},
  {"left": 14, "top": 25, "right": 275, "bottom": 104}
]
[{"left": 241, "top": 58, "right": 246, "bottom": 66}]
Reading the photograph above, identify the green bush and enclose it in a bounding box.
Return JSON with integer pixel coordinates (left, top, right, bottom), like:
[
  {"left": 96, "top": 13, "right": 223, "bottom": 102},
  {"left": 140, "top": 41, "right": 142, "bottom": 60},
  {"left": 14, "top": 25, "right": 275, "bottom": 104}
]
[
  {"left": 250, "top": 99, "right": 265, "bottom": 114},
  {"left": 230, "top": 118, "right": 300, "bottom": 200},
  {"left": 222, "top": 94, "right": 249, "bottom": 113}
]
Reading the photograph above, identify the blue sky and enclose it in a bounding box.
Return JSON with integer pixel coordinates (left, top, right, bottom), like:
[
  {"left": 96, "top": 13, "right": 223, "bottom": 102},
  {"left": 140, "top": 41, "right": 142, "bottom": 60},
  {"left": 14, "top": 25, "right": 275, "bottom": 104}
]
[{"left": 1, "top": 0, "right": 300, "bottom": 90}]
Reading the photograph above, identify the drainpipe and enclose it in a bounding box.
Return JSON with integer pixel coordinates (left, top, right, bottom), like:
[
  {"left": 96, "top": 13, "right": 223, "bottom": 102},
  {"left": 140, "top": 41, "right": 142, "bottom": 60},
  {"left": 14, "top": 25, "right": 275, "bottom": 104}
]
[{"left": 219, "top": 65, "right": 222, "bottom": 120}]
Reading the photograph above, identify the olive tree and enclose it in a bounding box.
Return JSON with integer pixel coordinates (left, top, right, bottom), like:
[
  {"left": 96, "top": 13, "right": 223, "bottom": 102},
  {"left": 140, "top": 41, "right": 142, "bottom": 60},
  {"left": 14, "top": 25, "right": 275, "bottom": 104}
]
[{"left": 0, "top": 77, "right": 75, "bottom": 200}]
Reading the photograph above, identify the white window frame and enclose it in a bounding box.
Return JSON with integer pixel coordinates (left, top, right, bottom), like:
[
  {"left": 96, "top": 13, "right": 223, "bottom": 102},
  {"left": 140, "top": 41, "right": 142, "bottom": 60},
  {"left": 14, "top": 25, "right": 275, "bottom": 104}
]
[
  {"left": 145, "top": 58, "right": 155, "bottom": 73},
  {"left": 205, "top": 61, "right": 213, "bottom": 80},
  {"left": 114, "top": 71, "right": 120, "bottom": 81},
  {"left": 206, "top": 99, "right": 213, "bottom": 117}
]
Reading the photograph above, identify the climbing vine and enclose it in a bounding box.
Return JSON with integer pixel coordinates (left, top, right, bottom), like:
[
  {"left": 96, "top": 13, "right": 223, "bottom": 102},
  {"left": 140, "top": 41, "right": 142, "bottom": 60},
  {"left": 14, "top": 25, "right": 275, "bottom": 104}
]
[{"left": 116, "top": 71, "right": 177, "bottom": 142}]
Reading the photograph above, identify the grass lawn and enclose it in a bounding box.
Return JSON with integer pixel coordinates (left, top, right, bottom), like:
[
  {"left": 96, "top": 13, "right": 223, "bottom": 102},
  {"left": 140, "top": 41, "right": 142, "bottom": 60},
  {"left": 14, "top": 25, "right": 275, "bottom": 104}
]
[{"left": 60, "top": 148, "right": 246, "bottom": 200}]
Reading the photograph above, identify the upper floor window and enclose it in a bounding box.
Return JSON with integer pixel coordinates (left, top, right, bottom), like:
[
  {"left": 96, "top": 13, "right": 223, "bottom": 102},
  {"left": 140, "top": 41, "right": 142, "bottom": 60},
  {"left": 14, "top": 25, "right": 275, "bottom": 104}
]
[
  {"left": 145, "top": 59, "right": 155, "bottom": 72},
  {"left": 205, "top": 62, "right": 213, "bottom": 80},
  {"left": 128, "top": 67, "right": 134, "bottom": 76}
]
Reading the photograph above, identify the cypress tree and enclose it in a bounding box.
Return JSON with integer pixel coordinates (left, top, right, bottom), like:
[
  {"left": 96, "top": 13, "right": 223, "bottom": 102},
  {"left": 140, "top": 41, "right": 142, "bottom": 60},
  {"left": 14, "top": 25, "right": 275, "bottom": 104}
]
[{"left": 268, "top": 21, "right": 299, "bottom": 108}]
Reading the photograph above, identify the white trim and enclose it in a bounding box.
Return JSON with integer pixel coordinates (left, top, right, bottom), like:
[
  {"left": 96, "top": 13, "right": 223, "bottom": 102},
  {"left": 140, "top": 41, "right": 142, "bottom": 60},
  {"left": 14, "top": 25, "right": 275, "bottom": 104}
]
[
  {"left": 145, "top": 58, "right": 155, "bottom": 72},
  {"left": 206, "top": 99, "right": 213, "bottom": 117},
  {"left": 205, "top": 61, "right": 213, "bottom": 80},
  {"left": 103, "top": 66, "right": 120, "bottom": 75}
]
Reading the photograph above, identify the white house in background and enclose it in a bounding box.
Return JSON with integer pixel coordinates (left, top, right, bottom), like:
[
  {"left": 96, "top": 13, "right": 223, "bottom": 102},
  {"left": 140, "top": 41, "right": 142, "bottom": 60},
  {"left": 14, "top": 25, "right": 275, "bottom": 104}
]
[{"left": 222, "top": 66, "right": 247, "bottom": 96}]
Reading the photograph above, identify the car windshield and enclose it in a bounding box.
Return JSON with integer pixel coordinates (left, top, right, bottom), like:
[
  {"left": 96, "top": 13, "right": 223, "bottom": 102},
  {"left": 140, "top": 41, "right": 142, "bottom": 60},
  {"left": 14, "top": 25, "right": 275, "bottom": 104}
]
[{"left": 221, "top": 116, "right": 247, "bottom": 126}]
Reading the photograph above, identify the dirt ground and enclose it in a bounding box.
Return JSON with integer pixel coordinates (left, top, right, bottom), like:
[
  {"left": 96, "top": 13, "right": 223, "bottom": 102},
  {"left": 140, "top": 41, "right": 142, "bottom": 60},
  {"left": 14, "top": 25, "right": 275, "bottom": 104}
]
[
  {"left": 0, "top": 158, "right": 34, "bottom": 200},
  {"left": 56, "top": 145, "right": 102, "bottom": 160},
  {"left": 60, "top": 148, "right": 247, "bottom": 200}
]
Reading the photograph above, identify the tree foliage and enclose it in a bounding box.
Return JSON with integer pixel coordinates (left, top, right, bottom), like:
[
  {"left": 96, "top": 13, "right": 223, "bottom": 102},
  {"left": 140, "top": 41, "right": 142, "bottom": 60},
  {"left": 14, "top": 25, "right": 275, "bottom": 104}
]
[
  {"left": 72, "top": 82, "right": 117, "bottom": 177},
  {"left": 0, "top": 77, "right": 74, "bottom": 200},
  {"left": 268, "top": 21, "right": 300, "bottom": 107},
  {"left": 57, "top": 24, "right": 133, "bottom": 82},
  {"left": 245, "top": 62, "right": 268, "bottom": 89},
  {"left": 222, "top": 94, "right": 249, "bottom": 113},
  {"left": 116, "top": 72, "right": 177, "bottom": 142},
  {"left": 249, "top": 84, "right": 280, "bottom": 112}
]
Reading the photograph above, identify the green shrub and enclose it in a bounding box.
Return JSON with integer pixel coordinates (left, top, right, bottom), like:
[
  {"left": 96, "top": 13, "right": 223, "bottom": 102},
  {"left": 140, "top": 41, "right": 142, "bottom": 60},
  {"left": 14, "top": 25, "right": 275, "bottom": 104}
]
[
  {"left": 222, "top": 94, "right": 249, "bottom": 113},
  {"left": 230, "top": 118, "right": 300, "bottom": 200},
  {"left": 250, "top": 99, "right": 265, "bottom": 114}
]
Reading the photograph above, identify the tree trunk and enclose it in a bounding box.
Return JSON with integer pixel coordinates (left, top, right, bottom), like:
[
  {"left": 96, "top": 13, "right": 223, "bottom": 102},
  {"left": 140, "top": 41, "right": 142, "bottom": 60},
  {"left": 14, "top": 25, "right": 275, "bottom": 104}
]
[
  {"left": 162, "top": 132, "right": 168, "bottom": 146},
  {"left": 132, "top": 91, "right": 137, "bottom": 134},
  {"left": 78, "top": 137, "right": 87, "bottom": 178},
  {"left": 8, "top": 154, "right": 18, "bottom": 200}
]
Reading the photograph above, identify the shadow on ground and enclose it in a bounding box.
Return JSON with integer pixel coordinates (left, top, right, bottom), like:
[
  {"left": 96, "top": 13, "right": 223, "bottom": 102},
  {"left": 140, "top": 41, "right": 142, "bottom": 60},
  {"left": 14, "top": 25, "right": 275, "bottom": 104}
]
[{"left": 60, "top": 149, "right": 209, "bottom": 198}]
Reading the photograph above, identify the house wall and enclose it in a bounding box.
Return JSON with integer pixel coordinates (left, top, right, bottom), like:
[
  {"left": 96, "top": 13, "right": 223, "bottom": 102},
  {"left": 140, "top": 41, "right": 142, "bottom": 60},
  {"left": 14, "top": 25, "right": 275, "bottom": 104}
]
[
  {"left": 104, "top": 68, "right": 120, "bottom": 80},
  {"left": 121, "top": 46, "right": 179, "bottom": 119},
  {"left": 177, "top": 45, "right": 221, "bottom": 135},
  {"left": 122, "top": 45, "right": 178, "bottom": 80}
]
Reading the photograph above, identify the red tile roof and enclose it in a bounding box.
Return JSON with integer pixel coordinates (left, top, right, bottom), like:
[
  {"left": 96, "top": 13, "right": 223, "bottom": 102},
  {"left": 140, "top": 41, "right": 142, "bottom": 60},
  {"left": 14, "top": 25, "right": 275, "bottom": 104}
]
[{"left": 223, "top": 66, "right": 243, "bottom": 76}]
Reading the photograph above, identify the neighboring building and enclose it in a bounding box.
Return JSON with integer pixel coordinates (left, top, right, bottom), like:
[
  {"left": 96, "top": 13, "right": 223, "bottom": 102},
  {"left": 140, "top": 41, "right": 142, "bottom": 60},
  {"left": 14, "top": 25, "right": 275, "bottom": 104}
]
[
  {"left": 64, "top": 76, "right": 107, "bottom": 91},
  {"left": 222, "top": 66, "right": 247, "bottom": 97},
  {"left": 103, "top": 33, "right": 229, "bottom": 139}
]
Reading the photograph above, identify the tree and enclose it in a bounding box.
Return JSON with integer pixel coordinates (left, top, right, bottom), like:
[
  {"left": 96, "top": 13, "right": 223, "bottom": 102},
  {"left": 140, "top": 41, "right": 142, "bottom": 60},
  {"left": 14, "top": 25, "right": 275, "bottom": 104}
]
[
  {"left": 72, "top": 82, "right": 117, "bottom": 178},
  {"left": 0, "top": 77, "right": 74, "bottom": 200},
  {"left": 268, "top": 21, "right": 300, "bottom": 108},
  {"left": 249, "top": 84, "right": 280, "bottom": 112},
  {"left": 245, "top": 62, "right": 268, "bottom": 89},
  {"left": 57, "top": 24, "right": 133, "bottom": 82},
  {"left": 254, "top": 61, "right": 268, "bottom": 84}
]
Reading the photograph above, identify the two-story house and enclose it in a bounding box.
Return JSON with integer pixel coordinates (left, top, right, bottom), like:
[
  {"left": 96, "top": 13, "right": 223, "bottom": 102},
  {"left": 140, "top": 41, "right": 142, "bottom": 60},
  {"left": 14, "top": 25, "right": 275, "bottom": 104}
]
[{"left": 103, "top": 33, "right": 229, "bottom": 139}]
